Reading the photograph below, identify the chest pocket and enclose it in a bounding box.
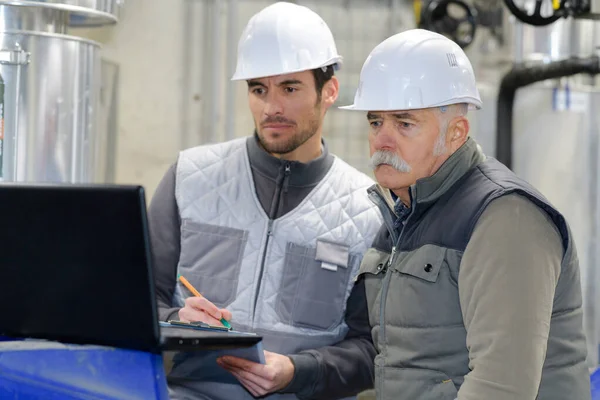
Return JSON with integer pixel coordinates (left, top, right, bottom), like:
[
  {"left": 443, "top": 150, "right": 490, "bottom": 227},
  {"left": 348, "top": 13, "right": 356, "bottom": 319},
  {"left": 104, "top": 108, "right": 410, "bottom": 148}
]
[
  {"left": 396, "top": 244, "right": 445, "bottom": 282},
  {"left": 177, "top": 220, "right": 248, "bottom": 308},
  {"left": 276, "top": 239, "right": 358, "bottom": 331},
  {"left": 390, "top": 245, "right": 463, "bottom": 327}
]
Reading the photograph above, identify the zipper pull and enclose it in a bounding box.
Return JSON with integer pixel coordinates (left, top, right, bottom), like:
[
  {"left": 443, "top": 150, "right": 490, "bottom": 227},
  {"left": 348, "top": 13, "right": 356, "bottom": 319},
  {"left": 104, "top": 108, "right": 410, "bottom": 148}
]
[
  {"left": 386, "top": 246, "right": 397, "bottom": 271},
  {"left": 283, "top": 163, "right": 291, "bottom": 193}
]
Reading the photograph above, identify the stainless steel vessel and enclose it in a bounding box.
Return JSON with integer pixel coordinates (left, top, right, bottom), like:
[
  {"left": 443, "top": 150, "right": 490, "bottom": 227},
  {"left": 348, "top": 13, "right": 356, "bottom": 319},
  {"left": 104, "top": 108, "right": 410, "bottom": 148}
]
[{"left": 0, "top": 0, "right": 121, "bottom": 183}]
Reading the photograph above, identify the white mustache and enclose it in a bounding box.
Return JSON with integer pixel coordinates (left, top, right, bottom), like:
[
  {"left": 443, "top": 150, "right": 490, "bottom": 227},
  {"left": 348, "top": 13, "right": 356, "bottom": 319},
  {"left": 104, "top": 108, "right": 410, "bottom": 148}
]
[{"left": 369, "top": 150, "right": 411, "bottom": 173}]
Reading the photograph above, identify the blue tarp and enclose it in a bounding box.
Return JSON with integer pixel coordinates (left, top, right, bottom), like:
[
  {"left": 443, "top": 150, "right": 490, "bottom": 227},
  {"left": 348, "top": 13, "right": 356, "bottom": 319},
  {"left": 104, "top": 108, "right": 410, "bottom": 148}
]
[{"left": 0, "top": 341, "right": 168, "bottom": 399}]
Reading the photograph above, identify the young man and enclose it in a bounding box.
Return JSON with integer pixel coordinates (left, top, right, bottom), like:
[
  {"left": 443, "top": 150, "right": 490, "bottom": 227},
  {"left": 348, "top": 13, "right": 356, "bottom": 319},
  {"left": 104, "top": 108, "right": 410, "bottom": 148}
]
[{"left": 149, "top": 3, "right": 383, "bottom": 399}]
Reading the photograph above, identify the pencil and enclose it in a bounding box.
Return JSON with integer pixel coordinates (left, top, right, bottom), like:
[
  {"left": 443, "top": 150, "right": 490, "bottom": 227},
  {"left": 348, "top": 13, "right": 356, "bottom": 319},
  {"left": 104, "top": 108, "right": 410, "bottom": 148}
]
[{"left": 177, "top": 274, "right": 232, "bottom": 329}]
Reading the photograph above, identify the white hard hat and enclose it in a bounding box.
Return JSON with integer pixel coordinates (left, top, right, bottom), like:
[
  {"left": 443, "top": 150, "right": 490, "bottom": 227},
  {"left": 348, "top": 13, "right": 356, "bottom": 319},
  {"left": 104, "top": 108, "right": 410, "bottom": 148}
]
[
  {"left": 340, "top": 29, "right": 482, "bottom": 111},
  {"left": 231, "top": 2, "right": 343, "bottom": 81}
]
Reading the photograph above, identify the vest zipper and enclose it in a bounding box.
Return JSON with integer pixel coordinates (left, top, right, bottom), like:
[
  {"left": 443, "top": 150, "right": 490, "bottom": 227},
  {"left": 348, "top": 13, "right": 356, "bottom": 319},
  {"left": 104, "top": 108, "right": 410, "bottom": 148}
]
[
  {"left": 282, "top": 164, "right": 291, "bottom": 193},
  {"left": 377, "top": 244, "right": 395, "bottom": 397},
  {"left": 377, "top": 188, "right": 415, "bottom": 397},
  {"left": 252, "top": 162, "right": 291, "bottom": 326}
]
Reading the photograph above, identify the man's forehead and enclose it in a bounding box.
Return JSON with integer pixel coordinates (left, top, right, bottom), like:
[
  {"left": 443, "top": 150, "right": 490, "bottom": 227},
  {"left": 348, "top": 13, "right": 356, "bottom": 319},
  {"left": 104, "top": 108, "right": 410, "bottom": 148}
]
[
  {"left": 367, "top": 109, "right": 430, "bottom": 119},
  {"left": 248, "top": 71, "right": 312, "bottom": 85}
]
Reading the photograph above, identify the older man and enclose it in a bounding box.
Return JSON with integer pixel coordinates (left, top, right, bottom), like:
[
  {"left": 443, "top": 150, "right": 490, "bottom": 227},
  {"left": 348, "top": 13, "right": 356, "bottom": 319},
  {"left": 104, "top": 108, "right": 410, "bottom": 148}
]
[{"left": 338, "top": 29, "right": 591, "bottom": 400}]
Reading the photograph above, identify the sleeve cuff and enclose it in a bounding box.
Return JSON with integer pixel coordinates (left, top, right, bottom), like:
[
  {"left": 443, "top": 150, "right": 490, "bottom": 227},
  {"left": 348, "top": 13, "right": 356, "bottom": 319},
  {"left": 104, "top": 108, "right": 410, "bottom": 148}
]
[
  {"left": 279, "top": 353, "right": 320, "bottom": 396},
  {"left": 159, "top": 307, "right": 181, "bottom": 322}
]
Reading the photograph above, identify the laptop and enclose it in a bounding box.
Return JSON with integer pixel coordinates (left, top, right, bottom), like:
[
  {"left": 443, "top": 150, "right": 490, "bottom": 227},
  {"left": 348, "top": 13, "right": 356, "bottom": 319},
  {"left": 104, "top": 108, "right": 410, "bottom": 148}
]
[{"left": 0, "top": 183, "right": 261, "bottom": 354}]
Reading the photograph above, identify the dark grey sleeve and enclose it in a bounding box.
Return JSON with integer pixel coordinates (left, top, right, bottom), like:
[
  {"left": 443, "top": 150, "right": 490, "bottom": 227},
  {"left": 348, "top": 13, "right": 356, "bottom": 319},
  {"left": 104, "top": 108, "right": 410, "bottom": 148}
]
[
  {"left": 281, "top": 279, "right": 375, "bottom": 399},
  {"left": 148, "top": 162, "right": 182, "bottom": 322}
]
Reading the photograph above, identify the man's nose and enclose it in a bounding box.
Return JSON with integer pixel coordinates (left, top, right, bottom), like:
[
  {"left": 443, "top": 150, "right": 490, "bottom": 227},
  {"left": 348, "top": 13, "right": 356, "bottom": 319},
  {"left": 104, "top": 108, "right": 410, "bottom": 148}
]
[
  {"left": 263, "top": 93, "right": 284, "bottom": 116},
  {"left": 371, "top": 121, "right": 396, "bottom": 151}
]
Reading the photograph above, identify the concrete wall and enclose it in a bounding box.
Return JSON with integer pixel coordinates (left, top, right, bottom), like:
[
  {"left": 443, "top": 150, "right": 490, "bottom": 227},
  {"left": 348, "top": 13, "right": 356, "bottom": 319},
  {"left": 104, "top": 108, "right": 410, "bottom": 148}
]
[
  {"left": 69, "top": 0, "right": 422, "bottom": 199},
  {"left": 72, "top": 0, "right": 186, "bottom": 199},
  {"left": 71, "top": 0, "right": 506, "bottom": 201}
]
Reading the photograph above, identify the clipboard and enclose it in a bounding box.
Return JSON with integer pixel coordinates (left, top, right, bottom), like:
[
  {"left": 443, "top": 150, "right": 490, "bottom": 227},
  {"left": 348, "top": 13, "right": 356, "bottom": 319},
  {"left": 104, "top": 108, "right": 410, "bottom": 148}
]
[
  {"left": 164, "top": 320, "right": 232, "bottom": 332},
  {"left": 160, "top": 321, "right": 266, "bottom": 364}
]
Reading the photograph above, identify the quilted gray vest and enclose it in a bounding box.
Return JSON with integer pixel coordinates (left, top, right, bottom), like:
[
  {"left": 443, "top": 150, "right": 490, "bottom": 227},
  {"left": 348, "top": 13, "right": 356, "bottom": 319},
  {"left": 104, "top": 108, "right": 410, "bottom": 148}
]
[{"left": 169, "top": 137, "right": 383, "bottom": 400}]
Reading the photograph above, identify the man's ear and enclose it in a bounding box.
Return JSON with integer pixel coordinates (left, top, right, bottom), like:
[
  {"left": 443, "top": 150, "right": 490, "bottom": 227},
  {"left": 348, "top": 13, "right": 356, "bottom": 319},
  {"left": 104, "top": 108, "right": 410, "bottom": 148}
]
[
  {"left": 321, "top": 76, "right": 339, "bottom": 108},
  {"left": 448, "top": 116, "right": 469, "bottom": 150}
]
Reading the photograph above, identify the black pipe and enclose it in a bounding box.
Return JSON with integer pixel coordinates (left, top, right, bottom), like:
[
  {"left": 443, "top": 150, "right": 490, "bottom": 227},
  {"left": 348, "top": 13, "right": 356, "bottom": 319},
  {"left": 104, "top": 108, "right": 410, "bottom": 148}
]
[{"left": 496, "top": 56, "right": 600, "bottom": 169}]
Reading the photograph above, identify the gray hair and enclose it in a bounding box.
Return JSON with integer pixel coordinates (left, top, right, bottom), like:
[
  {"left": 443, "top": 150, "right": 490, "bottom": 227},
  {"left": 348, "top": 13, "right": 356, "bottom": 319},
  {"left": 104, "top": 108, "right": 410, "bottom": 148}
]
[
  {"left": 433, "top": 103, "right": 469, "bottom": 156},
  {"left": 369, "top": 103, "right": 469, "bottom": 171}
]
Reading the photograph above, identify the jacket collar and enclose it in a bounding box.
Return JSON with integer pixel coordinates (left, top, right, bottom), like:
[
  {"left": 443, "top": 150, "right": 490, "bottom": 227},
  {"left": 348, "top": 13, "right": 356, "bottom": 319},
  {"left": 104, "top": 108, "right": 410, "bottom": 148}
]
[
  {"left": 410, "top": 137, "right": 486, "bottom": 205},
  {"left": 246, "top": 134, "right": 334, "bottom": 186}
]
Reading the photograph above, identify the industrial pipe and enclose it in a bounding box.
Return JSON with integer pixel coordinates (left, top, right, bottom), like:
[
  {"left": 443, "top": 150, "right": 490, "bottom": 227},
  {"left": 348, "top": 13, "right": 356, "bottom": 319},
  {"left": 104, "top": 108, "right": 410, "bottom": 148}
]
[{"left": 496, "top": 56, "right": 600, "bottom": 169}]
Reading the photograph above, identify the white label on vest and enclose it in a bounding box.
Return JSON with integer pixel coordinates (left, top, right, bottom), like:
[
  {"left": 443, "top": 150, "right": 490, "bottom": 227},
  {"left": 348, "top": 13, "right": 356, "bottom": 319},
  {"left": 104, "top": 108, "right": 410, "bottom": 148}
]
[{"left": 321, "top": 261, "right": 338, "bottom": 272}]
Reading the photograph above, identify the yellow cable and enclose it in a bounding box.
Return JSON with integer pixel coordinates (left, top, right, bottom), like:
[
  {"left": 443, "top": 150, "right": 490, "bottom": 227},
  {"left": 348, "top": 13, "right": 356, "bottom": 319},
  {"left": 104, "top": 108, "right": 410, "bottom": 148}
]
[
  {"left": 414, "top": 0, "right": 422, "bottom": 25},
  {"left": 553, "top": 0, "right": 560, "bottom": 10}
]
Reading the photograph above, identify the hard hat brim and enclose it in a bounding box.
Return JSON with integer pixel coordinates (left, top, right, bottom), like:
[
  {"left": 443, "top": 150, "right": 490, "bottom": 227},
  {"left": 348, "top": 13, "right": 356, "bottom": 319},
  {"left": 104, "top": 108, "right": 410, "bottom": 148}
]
[
  {"left": 231, "top": 57, "right": 343, "bottom": 81},
  {"left": 338, "top": 98, "right": 483, "bottom": 112}
]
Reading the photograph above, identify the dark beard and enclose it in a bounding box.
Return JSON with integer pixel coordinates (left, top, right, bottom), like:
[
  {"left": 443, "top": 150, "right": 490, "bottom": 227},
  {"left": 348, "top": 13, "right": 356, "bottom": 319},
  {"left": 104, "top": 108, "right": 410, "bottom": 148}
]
[
  {"left": 255, "top": 110, "right": 321, "bottom": 155},
  {"left": 255, "top": 124, "right": 318, "bottom": 155}
]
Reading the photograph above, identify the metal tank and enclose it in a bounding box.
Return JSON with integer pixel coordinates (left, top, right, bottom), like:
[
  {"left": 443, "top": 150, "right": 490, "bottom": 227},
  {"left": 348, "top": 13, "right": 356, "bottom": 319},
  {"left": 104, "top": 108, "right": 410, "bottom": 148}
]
[
  {"left": 488, "top": 0, "right": 600, "bottom": 369},
  {"left": 510, "top": 23, "right": 600, "bottom": 368},
  {"left": 0, "top": 0, "right": 121, "bottom": 183},
  {"left": 460, "top": 0, "right": 600, "bottom": 369}
]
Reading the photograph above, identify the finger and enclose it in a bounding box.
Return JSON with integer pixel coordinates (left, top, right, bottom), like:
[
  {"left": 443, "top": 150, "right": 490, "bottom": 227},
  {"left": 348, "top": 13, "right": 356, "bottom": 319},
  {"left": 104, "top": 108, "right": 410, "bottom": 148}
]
[
  {"left": 228, "top": 369, "right": 265, "bottom": 397},
  {"left": 178, "top": 306, "right": 223, "bottom": 326},
  {"left": 220, "top": 308, "right": 233, "bottom": 321},
  {"left": 263, "top": 350, "right": 275, "bottom": 362},
  {"left": 225, "top": 365, "right": 274, "bottom": 391},
  {"left": 219, "top": 356, "right": 265, "bottom": 375},
  {"left": 217, "top": 360, "right": 265, "bottom": 396},
  {"left": 186, "top": 296, "right": 223, "bottom": 320}
]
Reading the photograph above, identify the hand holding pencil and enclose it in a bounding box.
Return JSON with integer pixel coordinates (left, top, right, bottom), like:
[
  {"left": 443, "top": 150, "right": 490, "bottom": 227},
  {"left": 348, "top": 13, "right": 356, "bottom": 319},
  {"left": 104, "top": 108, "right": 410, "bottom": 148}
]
[{"left": 177, "top": 274, "right": 232, "bottom": 329}]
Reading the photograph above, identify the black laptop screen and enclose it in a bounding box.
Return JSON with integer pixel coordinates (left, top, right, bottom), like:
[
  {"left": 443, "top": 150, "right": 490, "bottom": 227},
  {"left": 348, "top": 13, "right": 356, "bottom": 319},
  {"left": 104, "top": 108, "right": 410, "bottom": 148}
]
[{"left": 0, "top": 184, "right": 160, "bottom": 353}]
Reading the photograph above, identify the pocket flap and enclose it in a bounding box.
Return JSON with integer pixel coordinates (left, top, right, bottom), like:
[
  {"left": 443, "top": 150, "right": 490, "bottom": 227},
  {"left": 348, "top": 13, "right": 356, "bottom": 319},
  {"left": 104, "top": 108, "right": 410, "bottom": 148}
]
[
  {"left": 398, "top": 245, "right": 446, "bottom": 283},
  {"left": 315, "top": 239, "right": 350, "bottom": 268},
  {"left": 355, "top": 248, "right": 390, "bottom": 280},
  {"left": 181, "top": 219, "right": 248, "bottom": 240}
]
